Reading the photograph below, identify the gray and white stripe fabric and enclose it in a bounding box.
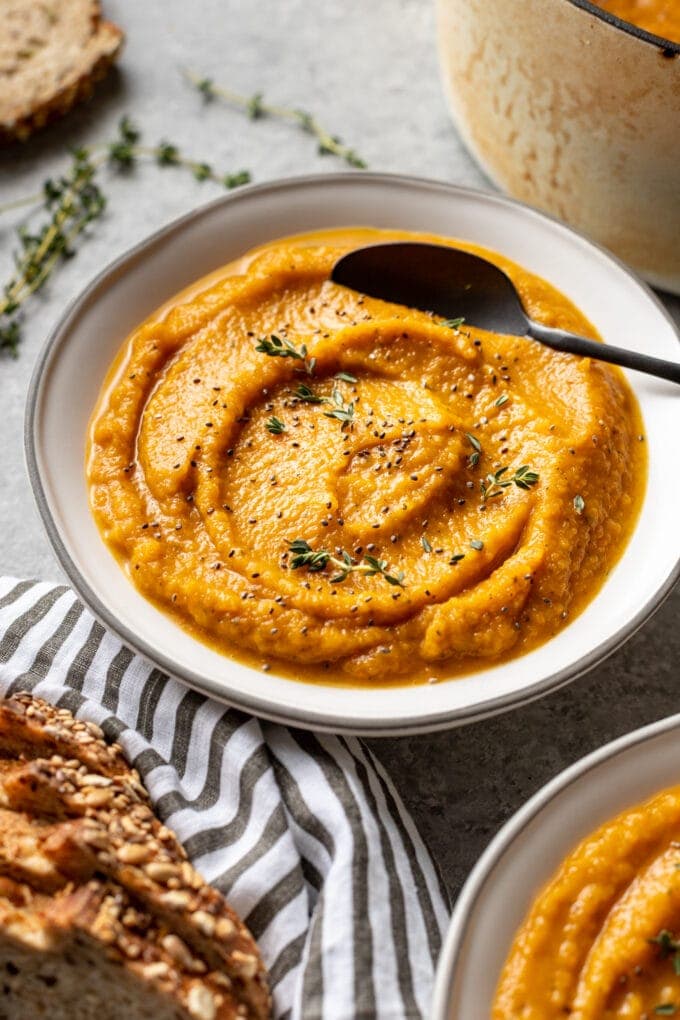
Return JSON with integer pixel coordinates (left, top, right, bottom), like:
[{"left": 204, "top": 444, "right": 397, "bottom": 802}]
[{"left": 0, "top": 577, "right": 449, "bottom": 1020}]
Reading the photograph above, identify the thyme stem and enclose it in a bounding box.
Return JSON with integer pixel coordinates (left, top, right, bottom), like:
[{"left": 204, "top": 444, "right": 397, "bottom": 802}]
[
  {"left": 184, "top": 68, "right": 367, "bottom": 169},
  {"left": 0, "top": 192, "right": 43, "bottom": 216},
  {"left": 288, "top": 539, "right": 405, "bottom": 587},
  {"left": 1, "top": 117, "right": 252, "bottom": 357}
]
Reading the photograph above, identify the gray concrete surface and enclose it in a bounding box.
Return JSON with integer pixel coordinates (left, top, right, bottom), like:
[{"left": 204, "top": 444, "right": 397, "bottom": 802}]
[{"left": 1, "top": 0, "right": 679, "bottom": 905}]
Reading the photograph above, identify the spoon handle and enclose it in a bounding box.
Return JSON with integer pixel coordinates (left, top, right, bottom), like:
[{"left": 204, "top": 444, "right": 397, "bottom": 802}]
[{"left": 528, "top": 320, "right": 680, "bottom": 385}]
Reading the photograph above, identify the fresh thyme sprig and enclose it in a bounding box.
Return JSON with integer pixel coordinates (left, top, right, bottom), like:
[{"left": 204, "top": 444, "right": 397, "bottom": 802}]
[
  {"left": 255, "top": 334, "right": 316, "bottom": 375},
  {"left": 265, "top": 416, "right": 287, "bottom": 434},
  {"left": 294, "top": 376, "right": 358, "bottom": 403},
  {"left": 0, "top": 117, "right": 251, "bottom": 357},
  {"left": 0, "top": 117, "right": 251, "bottom": 218},
  {"left": 290, "top": 379, "right": 355, "bottom": 429},
  {"left": 288, "top": 539, "right": 405, "bottom": 587},
  {"left": 322, "top": 386, "right": 355, "bottom": 429},
  {"left": 480, "top": 464, "right": 540, "bottom": 502},
  {"left": 513, "top": 465, "right": 540, "bottom": 490},
  {"left": 480, "top": 467, "right": 510, "bottom": 502},
  {"left": 184, "top": 69, "right": 367, "bottom": 169},
  {"left": 1, "top": 148, "right": 105, "bottom": 355},
  {"left": 107, "top": 116, "right": 251, "bottom": 188}
]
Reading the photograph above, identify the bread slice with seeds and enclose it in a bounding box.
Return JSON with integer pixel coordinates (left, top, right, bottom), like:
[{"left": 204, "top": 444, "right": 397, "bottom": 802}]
[
  {"left": 0, "top": 1, "right": 123, "bottom": 143},
  {"left": 0, "top": 693, "right": 271, "bottom": 1020}
]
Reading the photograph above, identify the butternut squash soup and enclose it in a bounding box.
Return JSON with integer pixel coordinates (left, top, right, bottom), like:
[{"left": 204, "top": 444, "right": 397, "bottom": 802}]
[
  {"left": 87, "top": 228, "right": 645, "bottom": 685},
  {"left": 594, "top": 0, "right": 680, "bottom": 44},
  {"left": 494, "top": 784, "right": 680, "bottom": 1018}
]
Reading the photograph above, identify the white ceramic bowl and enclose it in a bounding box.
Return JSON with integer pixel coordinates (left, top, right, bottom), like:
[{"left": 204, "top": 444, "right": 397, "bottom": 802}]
[
  {"left": 25, "top": 173, "right": 680, "bottom": 735},
  {"left": 431, "top": 712, "right": 680, "bottom": 1017}
]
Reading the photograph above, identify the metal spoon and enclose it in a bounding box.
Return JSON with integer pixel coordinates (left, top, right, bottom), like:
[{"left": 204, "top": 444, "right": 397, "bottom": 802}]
[{"left": 331, "top": 242, "right": 680, "bottom": 385}]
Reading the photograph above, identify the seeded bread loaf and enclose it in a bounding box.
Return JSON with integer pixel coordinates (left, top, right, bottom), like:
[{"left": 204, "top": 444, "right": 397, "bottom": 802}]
[
  {"left": 0, "top": 1, "right": 123, "bottom": 143},
  {"left": 0, "top": 692, "right": 271, "bottom": 1020}
]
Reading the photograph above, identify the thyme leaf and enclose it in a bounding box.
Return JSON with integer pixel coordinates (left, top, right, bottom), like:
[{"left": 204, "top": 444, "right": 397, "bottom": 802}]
[
  {"left": 293, "top": 382, "right": 326, "bottom": 404},
  {"left": 650, "top": 930, "right": 680, "bottom": 958},
  {"left": 513, "top": 465, "right": 540, "bottom": 490},
  {"left": 465, "top": 432, "right": 482, "bottom": 468},
  {"left": 265, "top": 416, "right": 286, "bottom": 434},
  {"left": 649, "top": 929, "right": 680, "bottom": 1004},
  {"left": 442, "top": 317, "right": 466, "bottom": 330},
  {"left": 322, "top": 386, "right": 355, "bottom": 429},
  {"left": 288, "top": 539, "right": 331, "bottom": 572},
  {"left": 480, "top": 467, "right": 510, "bottom": 502}
]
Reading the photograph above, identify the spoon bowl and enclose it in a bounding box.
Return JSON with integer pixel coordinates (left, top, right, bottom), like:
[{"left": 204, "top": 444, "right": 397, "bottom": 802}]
[{"left": 331, "top": 242, "right": 680, "bottom": 385}]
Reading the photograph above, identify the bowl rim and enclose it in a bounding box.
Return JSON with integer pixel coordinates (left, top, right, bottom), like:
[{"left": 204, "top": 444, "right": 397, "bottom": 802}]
[
  {"left": 564, "top": 0, "right": 680, "bottom": 55},
  {"left": 23, "top": 170, "right": 680, "bottom": 735},
  {"left": 430, "top": 708, "right": 680, "bottom": 1016}
]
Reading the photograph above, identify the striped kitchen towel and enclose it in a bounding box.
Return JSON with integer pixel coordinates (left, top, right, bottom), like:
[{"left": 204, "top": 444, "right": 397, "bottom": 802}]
[{"left": 0, "top": 577, "right": 449, "bottom": 1020}]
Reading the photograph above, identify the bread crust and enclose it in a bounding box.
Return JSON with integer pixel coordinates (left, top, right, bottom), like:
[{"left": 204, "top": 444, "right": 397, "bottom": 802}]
[
  {"left": 0, "top": 693, "right": 271, "bottom": 1020},
  {"left": 0, "top": 1, "right": 124, "bottom": 143}
]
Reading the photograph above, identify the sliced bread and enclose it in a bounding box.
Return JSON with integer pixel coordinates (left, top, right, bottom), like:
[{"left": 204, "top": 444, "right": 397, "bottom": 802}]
[
  {"left": 0, "top": 692, "right": 271, "bottom": 1020},
  {"left": 0, "top": 0, "right": 123, "bottom": 142}
]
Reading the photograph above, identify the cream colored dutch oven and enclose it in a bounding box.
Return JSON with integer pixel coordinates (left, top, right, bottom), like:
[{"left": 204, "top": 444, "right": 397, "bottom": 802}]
[{"left": 437, "top": 0, "right": 680, "bottom": 294}]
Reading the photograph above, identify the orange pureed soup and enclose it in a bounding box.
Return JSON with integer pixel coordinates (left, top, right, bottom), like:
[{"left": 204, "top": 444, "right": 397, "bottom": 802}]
[
  {"left": 87, "top": 228, "right": 645, "bottom": 686},
  {"left": 494, "top": 784, "right": 680, "bottom": 1018},
  {"left": 594, "top": 0, "right": 680, "bottom": 44}
]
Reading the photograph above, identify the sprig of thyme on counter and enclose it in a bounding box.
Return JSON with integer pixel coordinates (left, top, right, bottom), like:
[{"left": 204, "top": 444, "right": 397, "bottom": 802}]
[
  {"left": 288, "top": 539, "right": 405, "bottom": 587},
  {"left": 184, "top": 69, "right": 367, "bottom": 169},
  {"left": 0, "top": 116, "right": 250, "bottom": 218},
  {"left": 1, "top": 148, "right": 105, "bottom": 355},
  {"left": 0, "top": 117, "right": 251, "bottom": 358},
  {"left": 106, "top": 116, "right": 251, "bottom": 189}
]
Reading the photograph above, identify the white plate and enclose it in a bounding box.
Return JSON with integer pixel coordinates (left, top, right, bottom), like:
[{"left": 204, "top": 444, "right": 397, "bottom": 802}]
[
  {"left": 25, "top": 173, "right": 680, "bottom": 735},
  {"left": 431, "top": 712, "right": 680, "bottom": 1017}
]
